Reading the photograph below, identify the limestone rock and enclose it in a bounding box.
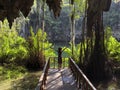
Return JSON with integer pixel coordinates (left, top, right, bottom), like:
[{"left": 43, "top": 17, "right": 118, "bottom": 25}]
[{"left": 0, "top": 0, "right": 34, "bottom": 27}]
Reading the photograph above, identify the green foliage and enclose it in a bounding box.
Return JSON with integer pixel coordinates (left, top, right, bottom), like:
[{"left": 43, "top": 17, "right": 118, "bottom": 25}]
[
  {"left": 26, "top": 28, "right": 55, "bottom": 70},
  {"left": 36, "top": 29, "right": 56, "bottom": 57},
  {"left": 74, "top": 0, "right": 85, "bottom": 20},
  {"left": 26, "top": 28, "right": 43, "bottom": 69},
  {"left": 73, "top": 44, "right": 80, "bottom": 61},
  {"left": 0, "top": 19, "right": 28, "bottom": 65},
  {"left": 0, "top": 19, "right": 27, "bottom": 81},
  {"left": 71, "top": 43, "right": 86, "bottom": 64},
  {"left": 106, "top": 36, "right": 120, "bottom": 60},
  {"left": 61, "top": 44, "right": 81, "bottom": 63},
  {"left": 0, "top": 19, "right": 55, "bottom": 81},
  {"left": 105, "top": 27, "right": 120, "bottom": 61},
  {"left": 0, "top": 18, "right": 55, "bottom": 68},
  {"left": 44, "top": 42, "right": 56, "bottom": 57},
  {"left": 0, "top": 65, "right": 27, "bottom": 80}
]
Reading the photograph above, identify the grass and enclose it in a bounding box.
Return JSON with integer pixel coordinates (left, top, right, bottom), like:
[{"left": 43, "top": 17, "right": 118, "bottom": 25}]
[
  {"left": 0, "top": 66, "right": 42, "bottom": 90},
  {"left": 11, "top": 71, "right": 42, "bottom": 90}
]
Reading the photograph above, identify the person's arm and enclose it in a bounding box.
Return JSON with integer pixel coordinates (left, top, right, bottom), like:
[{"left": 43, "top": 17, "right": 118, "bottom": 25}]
[{"left": 62, "top": 47, "right": 67, "bottom": 52}]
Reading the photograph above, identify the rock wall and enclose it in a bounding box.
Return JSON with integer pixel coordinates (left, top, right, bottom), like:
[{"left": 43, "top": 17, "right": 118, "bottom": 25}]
[{"left": 0, "top": 0, "right": 34, "bottom": 27}]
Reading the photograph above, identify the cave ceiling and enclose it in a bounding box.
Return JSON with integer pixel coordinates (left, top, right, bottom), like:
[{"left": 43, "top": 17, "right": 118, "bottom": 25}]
[{"left": 0, "top": 0, "right": 34, "bottom": 27}]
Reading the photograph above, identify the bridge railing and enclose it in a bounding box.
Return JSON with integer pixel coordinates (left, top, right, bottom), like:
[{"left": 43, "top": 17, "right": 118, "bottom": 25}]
[
  {"left": 49, "top": 57, "right": 69, "bottom": 68},
  {"left": 69, "top": 58, "right": 97, "bottom": 90},
  {"left": 38, "top": 57, "right": 96, "bottom": 90},
  {"left": 37, "top": 57, "right": 68, "bottom": 90},
  {"left": 38, "top": 58, "right": 50, "bottom": 90}
]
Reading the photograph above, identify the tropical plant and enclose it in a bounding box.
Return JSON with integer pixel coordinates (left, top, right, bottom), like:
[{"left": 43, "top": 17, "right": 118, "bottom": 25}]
[
  {"left": 105, "top": 27, "right": 120, "bottom": 61},
  {"left": 26, "top": 27, "right": 55, "bottom": 70},
  {"left": 0, "top": 19, "right": 28, "bottom": 65}
]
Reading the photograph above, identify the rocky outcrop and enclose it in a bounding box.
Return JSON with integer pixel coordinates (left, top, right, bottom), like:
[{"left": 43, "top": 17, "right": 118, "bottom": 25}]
[{"left": 0, "top": 0, "right": 34, "bottom": 27}]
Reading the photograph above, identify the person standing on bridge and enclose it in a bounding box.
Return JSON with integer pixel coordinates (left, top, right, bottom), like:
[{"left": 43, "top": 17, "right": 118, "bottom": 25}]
[{"left": 58, "top": 47, "right": 67, "bottom": 70}]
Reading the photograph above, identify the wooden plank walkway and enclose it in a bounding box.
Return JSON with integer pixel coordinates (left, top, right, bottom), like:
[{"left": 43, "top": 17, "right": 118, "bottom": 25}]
[
  {"left": 36, "top": 58, "right": 96, "bottom": 90},
  {"left": 46, "top": 68, "right": 77, "bottom": 90}
]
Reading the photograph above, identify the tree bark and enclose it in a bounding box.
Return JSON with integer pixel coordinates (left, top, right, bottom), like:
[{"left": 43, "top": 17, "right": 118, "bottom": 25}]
[{"left": 84, "top": 0, "right": 112, "bottom": 83}]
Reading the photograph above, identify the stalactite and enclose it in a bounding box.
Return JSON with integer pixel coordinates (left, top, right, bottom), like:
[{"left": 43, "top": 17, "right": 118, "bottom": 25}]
[
  {"left": 0, "top": 0, "right": 34, "bottom": 27},
  {"left": 46, "top": 0, "right": 62, "bottom": 18}
]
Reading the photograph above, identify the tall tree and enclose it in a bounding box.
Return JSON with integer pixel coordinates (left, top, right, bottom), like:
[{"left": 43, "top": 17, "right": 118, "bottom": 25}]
[
  {"left": 41, "top": 0, "right": 46, "bottom": 63},
  {"left": 84, "top": 0, "right": 112, "bottom": 82},
  {"left": 70, "top": 0, "right": 75, "bottom": 56}
]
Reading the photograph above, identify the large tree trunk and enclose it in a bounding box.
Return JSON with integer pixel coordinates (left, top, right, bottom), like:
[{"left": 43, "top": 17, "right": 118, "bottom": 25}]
[
  {"left": 86, "top": 13, "right": 107, "bottom": 82},
  {"left": 84, "top": 0, "right": 112, "bottom": 83}
]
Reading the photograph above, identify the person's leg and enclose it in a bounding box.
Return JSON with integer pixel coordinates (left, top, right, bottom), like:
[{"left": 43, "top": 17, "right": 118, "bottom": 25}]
[
  {"left": 59, "top": 63, "right": 62, "bottom": 70},
  {"left": 58, "top": 63, "right": 62, "bottom": 71},
  {"left": 58, "top": 63, "right": 60, "bottom": 70}
]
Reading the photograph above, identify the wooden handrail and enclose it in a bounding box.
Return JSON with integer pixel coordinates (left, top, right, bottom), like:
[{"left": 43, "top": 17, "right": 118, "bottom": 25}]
[
  {"left": 49, "top": 57, "right": 69, "bottom": 68},
  {"left": 37, "top": 57, "right": 96, "bottom": 90},
  {"left": 38, "top": 56, "right": 68, "bottom": 90},
  {"left": 39, "top": 59, "right": 50, "bottom": 90},
  {"left": 69, "top": 58, "right": 97, "bottom": 90}
]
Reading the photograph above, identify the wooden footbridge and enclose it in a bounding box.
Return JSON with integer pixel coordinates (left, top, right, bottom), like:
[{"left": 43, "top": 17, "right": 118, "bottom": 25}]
[{"left": 36, "top": 57, "right": 97, "bottom": 90}]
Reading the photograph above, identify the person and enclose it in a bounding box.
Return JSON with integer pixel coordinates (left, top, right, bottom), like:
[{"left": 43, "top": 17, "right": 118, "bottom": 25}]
[
  {"left": 57, "top": 47, "right": 67, "bottom": 70},
  {"left": 58, "top": 47, "right": 62, "bottom": 70}
]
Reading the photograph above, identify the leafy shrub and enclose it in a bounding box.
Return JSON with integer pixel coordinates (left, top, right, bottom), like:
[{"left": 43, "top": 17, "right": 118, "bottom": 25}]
[
  {"left": 26, "top": 28, "right": 55, "bottom": 70},
  {"left": 106, "top": 36, "right": 120, "bottom": 60},
  {"left": 0, "top": 19, "right": 56, "bottom": 72},
  {"left": 0, "top": 19, "right": 28, "bottom": 65},
  {"left": 0, "top": 65, "right": 27, "bottom": 80},
  {"left": 105, "top": 27, "right": 120, "bottom": 61}
]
